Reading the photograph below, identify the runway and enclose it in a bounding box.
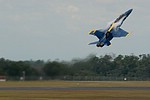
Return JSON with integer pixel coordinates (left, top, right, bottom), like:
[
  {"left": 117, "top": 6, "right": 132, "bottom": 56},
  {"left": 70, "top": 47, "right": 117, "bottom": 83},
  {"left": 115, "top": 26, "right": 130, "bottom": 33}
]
[{"left": 0, "top": 87, "right": 150, "bottom": 90}]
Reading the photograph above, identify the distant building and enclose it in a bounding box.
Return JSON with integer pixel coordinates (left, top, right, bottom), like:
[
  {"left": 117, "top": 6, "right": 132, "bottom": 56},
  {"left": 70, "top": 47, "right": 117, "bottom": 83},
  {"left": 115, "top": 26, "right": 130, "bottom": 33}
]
[{"left": 0, "top": 76, "right": 6, "bottom": 82}]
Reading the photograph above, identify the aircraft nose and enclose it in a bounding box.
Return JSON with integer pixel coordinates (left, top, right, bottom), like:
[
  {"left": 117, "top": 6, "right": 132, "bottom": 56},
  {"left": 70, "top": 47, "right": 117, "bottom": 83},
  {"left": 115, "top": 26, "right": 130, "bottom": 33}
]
[
  {"left": 128, "top": 9, "right": 133, "bottom": 13},
  {"left": 125, "top": 9, "right": 133, "bottom": 16}
]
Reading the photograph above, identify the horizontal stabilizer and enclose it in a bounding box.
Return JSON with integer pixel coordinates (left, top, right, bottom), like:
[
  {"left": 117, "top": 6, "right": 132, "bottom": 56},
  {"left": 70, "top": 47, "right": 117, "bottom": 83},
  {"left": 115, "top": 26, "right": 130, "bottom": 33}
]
[
  {"left": 106, "top": 41, "right": 111, "bottom": 46},
  {"left": 88, "top": 41, "right": 99, "bottom": 45}
]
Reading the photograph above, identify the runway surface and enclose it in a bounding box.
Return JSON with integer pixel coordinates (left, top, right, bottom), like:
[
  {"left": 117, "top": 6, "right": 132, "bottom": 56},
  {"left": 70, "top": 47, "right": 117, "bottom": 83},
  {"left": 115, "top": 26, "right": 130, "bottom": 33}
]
[{"left": 0, "top": 87, "right": 150, "bottom": 90}]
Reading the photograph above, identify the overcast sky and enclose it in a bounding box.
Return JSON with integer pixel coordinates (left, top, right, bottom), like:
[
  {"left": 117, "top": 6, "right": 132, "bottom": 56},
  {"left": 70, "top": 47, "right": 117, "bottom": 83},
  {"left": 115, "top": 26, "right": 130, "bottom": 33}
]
[{"left": 0, "top": 0, "right": 149, "bottom": 61}]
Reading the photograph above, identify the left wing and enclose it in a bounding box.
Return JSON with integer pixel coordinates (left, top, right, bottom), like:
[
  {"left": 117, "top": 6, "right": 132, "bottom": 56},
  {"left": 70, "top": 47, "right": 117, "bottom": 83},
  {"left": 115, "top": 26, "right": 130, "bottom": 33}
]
[{"left": 112, "top": 28, "right": 129, "bottom": 37}]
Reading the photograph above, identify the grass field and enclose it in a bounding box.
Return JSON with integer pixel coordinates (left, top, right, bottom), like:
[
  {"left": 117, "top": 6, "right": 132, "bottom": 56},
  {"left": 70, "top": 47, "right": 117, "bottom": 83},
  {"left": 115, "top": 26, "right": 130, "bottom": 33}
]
[
  {"left": 0, "top": 81, "right": 150, "bottom": 87},
  {"left": 0, "top": 81, "right": 149, "bottom": 100},
  {"left": 0, "top": 90, "right": 150, "bottom": 100}
]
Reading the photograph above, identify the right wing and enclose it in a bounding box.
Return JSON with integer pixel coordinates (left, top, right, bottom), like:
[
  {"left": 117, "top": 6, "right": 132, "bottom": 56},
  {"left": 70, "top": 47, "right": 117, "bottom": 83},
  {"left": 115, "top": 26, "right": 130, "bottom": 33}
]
[{"left": 112, "top": 28, "right": 129, "bottom": 37}]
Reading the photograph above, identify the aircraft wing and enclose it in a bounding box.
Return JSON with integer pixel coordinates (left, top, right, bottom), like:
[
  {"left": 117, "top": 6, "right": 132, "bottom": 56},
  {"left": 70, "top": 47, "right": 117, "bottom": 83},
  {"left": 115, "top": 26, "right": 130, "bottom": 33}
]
[{"left": 112, "top": 28, "right": 129, "bottom": 37}]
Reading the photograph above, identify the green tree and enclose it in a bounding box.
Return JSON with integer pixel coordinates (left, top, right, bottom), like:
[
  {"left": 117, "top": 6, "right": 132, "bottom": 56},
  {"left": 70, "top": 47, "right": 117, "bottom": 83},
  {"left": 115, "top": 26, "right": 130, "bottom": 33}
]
[{"left": 43, "top": 61, "right": 69, "bottom": 76}]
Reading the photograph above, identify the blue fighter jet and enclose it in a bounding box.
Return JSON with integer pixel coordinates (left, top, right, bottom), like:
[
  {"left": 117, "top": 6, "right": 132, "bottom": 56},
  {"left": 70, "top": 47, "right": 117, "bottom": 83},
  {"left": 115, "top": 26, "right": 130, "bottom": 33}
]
[{"left": 88, "top": 9, "right": 133, "bottom": 47}]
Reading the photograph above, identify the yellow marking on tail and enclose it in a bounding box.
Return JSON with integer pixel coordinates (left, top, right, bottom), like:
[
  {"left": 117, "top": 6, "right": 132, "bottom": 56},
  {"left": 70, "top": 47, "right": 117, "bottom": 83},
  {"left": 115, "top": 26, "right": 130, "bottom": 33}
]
[{"left": 88, "top": 29, "right": 96, "bottom": 34}]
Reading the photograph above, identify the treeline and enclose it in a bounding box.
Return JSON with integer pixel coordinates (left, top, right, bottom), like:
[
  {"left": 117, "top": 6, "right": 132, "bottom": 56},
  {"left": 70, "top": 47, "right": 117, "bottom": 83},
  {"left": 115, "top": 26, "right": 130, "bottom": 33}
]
[{"left": 0, "top": 54, "right": 150, "bottom": 79}]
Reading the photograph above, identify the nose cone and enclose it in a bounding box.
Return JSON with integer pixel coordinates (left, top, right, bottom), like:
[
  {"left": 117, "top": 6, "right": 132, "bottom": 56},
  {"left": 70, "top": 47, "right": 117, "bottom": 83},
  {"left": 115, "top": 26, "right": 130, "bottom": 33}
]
[{"left": 125, "top": 9, "right": 133, "bottom": 16}]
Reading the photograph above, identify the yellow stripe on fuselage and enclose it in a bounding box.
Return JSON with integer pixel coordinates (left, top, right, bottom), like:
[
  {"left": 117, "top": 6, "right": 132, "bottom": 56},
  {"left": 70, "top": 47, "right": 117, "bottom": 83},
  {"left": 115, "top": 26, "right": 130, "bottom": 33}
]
[{"left": 107, "top": 23, "right": 115, "bottom": 32}]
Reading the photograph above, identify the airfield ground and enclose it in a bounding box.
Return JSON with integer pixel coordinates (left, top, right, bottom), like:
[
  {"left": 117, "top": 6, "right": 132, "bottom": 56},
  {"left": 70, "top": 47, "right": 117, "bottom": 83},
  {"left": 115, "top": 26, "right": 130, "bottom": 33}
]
[{"left": 0, "top": 81, "right": 149, "bottom": 100}]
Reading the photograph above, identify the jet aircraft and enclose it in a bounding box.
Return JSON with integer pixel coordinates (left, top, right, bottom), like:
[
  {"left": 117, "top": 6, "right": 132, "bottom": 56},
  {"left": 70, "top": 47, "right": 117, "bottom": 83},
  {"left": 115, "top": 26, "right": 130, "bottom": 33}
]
[{"left": 88, "top": 9, "right": 133, "bottom": 47}]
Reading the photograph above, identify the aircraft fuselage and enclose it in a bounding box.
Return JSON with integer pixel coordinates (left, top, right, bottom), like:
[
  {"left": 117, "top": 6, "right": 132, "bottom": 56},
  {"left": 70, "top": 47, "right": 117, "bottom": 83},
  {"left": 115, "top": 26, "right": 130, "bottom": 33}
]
[{"left": 89, "top": 9, "right": 133, "bottom": 47}]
